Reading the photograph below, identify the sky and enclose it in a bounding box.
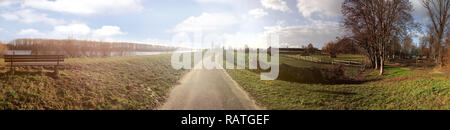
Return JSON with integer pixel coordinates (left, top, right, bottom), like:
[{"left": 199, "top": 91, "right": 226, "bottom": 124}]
[{"left": 0, "top": 0, "right": 429, "bottom": 48}]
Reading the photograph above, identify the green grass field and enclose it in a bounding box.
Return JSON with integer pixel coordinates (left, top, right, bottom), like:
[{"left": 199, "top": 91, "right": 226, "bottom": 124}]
[
  {"left": 226, "top": 54, "right": 450, "bottom": 110},
  {"left": 0, "top": 54, "right": 188, "bottom": 110},
  {"left": 2, "top": 53, "right": 449, "bottom": 110},
  {"left": 283, "top": 54, "right": 366, "bottom": 64}
]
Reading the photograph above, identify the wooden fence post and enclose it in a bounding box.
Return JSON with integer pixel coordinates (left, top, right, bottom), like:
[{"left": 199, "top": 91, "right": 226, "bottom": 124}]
[
  {"left": 55, "top": 55, "right": 60, "bottom": 74},
  {"left": 11, "top": 51, "right": 15, "bottom": 75}
]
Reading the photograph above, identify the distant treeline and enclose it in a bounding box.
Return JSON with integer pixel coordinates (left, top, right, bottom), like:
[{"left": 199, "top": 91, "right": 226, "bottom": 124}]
[
  {"left": 6, "top": 38, "right": 178, "bottom": 57},
  {"left": 0, "top": 42, "right": 7, "bottom": 56}
]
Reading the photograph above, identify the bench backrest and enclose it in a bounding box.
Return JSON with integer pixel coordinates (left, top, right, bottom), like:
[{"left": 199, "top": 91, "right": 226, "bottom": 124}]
[{"left": 4, "top": 55, "right": 65, "bottom": 63}]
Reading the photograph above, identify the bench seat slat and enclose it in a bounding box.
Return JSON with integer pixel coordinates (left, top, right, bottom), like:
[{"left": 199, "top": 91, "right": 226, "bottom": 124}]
[
  {"left": 6, "top": 62, "right": 63, "bottom": 66},
  {"left": 5, "top": 59, "right": 64, "bottom": 62},
  {"left": 4, "top": 55, "right": 65, "bottom": 57},
  {"left": 4, "top": 55, "right": 65, "bottom": 67},
  {"left": 4, "top": 57, "right": 64, "bottom": 59},
  {"left": 4, "top": 55, "right": 64, "bottom": 57}
]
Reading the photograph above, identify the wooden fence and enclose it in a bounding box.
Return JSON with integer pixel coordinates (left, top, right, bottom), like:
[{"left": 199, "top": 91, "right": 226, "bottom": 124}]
[{"left": 289, "top": 55, "right": 363, "bottom": 66}]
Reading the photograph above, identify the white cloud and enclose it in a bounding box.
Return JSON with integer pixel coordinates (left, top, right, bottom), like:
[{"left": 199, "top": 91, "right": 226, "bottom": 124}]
[
  {"left": 248, "top": 8, "right": 268, "bottom": 18},
  {"left": 411, "top": 0, "right": 428, "bottom": 21},
  {"left": 142, "top": 38, "right": 172, "bottom": 46},
  {"left": 49, "top": 23, "right": 125, "bottom": 40},
  {"left": 92, "top": 26, "right": 125, "bottom": 38},
  {"left": 0, "top": 9, "right": 65, "bottom": 25},
  {"left": 14, "top": 23, "right": 127, "bottom": 40},
  {"left": 174, "top": 12, "right": 238, "bottom": 33},
  {"left": 261, "top": 0, "right": 291, "bottom": 12},
  {"left": 296, "top": 0, "right": 343, "bottom": 19},
  {"left": 17, "top": 29, "right": 42, "bottom": 36},
  {"left": 263, "top": 20, "right": 343, "bottom": 48},
  {"left": 195, "top": 0, "right": 233, "bottom": 3},
  {"left": 276, "top": 20, "right": 286, "bottom": 26},
  {"left": 52, "top": 23, "right": 91, "bottom": 36},
  {"left": 194, "top": 0, "right": 252, "bottom": 5},
  {"left": 0, "top": 13, "right": 18, "bottom": 20},
  {"left": 0, "top": 0, "right": 21, "bottom": 6},
  {"left": 221, "top": 32, "right": 268, "bottom": 48},
  {"left": 22, "top": 0, "right": 144, "bottom": 15}
]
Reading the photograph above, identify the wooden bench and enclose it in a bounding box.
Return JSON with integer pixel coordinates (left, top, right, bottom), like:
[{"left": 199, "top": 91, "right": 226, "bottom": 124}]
[{"left": 4, "top": 55, "right": 65, "bottom": 74}]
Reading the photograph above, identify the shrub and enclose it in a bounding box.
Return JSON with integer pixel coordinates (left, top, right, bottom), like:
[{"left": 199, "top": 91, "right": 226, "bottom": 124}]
[
  {"left": 0, "top": 42, "right": 8, "bottom": 56},
  {"left": 323, "top": 37, "right": 362, "bottom": 58},
  {"left": 6, "top": 38, "right": 178, "bottom": 58},
  {"left": 275, "top": 63, "right": 347, "bottom": 84},
  {"left": 318, "top": 64, "right": 346, "bottom": 83},
  {"left": 322, "top": 42, "right": 338, "bottom": 58}
]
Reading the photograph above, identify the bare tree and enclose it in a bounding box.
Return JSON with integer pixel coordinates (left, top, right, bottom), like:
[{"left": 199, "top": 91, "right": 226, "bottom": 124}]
[
  {"left": 419, "top": 35, "right": 431, "bottom": 58},
  {"left": 0, "top": 42, "right": 8, "bottom": 56},
  {"left": 342, "top": 0, "right": 416, "bottom": 75},
  {"left": 402, "top": 36, "right": 413, "bottom": 59},
  {"left": 323, "top": 37, "right": 361, "bottom": 58},
  {"left": 423, "top": 0, "right": 450, "bottom": 67},
  {"left": 323, "top": 41, "right": 339, "bottom": 58},
  {"left": 306, "top": 43, "right": 317, "bottom": 55}
]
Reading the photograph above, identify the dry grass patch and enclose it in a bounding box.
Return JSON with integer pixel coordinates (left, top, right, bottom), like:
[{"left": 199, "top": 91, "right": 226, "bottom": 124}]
[{"left": 0, "top": 54, "right": 188, "bottom": 110}]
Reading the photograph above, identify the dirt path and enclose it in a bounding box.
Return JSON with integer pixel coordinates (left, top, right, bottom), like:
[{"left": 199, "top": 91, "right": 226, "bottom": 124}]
[
  {"left": 387, "top": 63, "right": 450, "bottom": 74},
  {"left": 159, "top": 62, "right": 261, "bottom": 110}
]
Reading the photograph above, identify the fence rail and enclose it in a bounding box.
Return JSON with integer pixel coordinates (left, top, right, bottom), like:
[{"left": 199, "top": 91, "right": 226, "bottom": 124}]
[
  {"left": 332, "top": 59, "right": 362, "bottom": 65},
  {"left": 287, "top": 55, "right": 363, "bottom": 66}
]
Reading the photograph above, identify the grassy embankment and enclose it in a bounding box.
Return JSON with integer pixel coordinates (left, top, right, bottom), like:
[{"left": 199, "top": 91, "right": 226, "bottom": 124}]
[
  {"left": 226, "top": 54, "right": 449, "bottom": 110},
  {"left": 284, "top": 54, "right": 365, "bottom": 64},
  {"left": 0, "top": 54, "right": 188, "bottom": 110}
]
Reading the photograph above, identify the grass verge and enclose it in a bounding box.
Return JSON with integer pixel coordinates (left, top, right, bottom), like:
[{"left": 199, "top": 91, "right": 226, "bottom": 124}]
[
  {"left": 226, "top": 55, "right": 449, "bottom": 110},
  {"left": 0, "top": 54, "right": 188, "bottom": 110}
]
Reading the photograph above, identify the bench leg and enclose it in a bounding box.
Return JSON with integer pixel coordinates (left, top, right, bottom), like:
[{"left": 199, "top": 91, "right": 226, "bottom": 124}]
[
  {"left": 10, "top": 66, "right": 15, "bottom": 75},
  {"left": 54, "top": 65, "right": 59, "bottom": 75}
]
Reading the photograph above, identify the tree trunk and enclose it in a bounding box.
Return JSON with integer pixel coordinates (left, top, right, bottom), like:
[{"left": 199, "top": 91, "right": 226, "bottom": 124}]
[
  {"left": 439, "top": 43, "right": 444, "bottom": 68},
  {"left": 440, "top": 49, "right": 445, "bottom": 67},
  {"left": 374, "top": 55, "right": 378, "bottom": 70},
  {"left": 379, "top": 55, "right": 384, "bottom": 75}
]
